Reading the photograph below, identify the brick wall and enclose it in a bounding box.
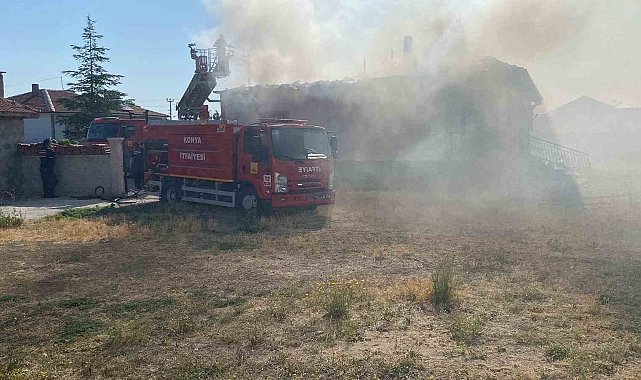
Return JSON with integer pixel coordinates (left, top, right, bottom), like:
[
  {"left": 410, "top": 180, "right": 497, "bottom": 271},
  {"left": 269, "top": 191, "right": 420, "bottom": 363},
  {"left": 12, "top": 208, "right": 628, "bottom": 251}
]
[
  {"left": 19, "top": 138, "right": 125, "bottom": 198},
  {"left": 0, "top": 117, "right": 24, "bottom": 191}
]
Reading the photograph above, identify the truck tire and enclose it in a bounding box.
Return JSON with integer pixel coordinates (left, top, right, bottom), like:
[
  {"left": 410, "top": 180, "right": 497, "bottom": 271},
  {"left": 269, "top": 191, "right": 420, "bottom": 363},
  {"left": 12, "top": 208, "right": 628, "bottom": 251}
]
[
  {"left": 161, "top": 181, "right": 182, "bottom": 204},
  {"left": 237, "top": 186, "right": 258, "bottom": 212}
]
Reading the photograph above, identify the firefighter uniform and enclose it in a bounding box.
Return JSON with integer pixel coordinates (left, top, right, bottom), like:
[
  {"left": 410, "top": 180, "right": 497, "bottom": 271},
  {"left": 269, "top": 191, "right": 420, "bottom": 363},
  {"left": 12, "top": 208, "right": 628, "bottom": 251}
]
[
  {"left": 131, "top": 144, "right": 145, "bottom": 190},
  {"left": 38, "top": 139, "right": 57, "bottom": 198}
]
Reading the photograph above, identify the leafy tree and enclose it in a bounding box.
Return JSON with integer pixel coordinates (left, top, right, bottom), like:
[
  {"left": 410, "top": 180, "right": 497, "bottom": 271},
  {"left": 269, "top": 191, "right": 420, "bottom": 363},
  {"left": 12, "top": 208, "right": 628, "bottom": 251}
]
[{"left": 59, "top": 16, "right": 125, "bottom": 140}]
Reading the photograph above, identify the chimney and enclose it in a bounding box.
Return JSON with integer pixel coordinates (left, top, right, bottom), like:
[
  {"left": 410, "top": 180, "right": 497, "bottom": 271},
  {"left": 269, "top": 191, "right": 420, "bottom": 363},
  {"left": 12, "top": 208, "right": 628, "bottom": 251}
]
[
  {"left": 0, "top": 71, "right": 5, "bottom": 98},
  {"left": 32, "top": 83, "right": 40, "bottom": 93}
]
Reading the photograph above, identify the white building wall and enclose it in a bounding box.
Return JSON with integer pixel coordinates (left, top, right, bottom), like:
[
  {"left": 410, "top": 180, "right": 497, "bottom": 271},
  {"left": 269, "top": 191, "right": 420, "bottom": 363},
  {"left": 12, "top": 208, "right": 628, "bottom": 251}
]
[{"left": 23, "top": 113, "right": 65, "bottom": 143}]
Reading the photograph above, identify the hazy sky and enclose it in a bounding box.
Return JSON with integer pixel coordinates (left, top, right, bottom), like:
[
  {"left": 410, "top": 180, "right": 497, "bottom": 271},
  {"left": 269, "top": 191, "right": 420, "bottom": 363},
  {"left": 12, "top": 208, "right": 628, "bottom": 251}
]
[{"left": 2, "top": 0, "right": 640, "bottom": 112}]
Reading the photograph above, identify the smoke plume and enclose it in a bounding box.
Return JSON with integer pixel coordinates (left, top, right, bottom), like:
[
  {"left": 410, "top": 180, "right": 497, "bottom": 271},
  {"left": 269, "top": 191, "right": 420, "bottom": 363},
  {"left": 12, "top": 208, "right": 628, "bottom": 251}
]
[{"left": 200, "top": 0, "right": 599, "bottom": 96}]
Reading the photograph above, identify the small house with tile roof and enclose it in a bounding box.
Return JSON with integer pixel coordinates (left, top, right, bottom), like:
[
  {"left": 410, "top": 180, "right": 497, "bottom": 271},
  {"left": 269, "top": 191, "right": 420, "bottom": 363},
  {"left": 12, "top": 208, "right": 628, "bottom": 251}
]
[
  {"left": 8, "top": 83, "right": 168, "bottom": 142},
  {"left": 0, "top": 75, "right": 38, "bottom": 191}
]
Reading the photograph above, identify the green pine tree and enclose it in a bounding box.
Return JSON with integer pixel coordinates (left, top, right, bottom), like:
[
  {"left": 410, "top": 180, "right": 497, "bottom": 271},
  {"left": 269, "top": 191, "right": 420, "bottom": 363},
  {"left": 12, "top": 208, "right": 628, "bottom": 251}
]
[{"left": 59, "top": 16, "right": 125, "bottom": 140}]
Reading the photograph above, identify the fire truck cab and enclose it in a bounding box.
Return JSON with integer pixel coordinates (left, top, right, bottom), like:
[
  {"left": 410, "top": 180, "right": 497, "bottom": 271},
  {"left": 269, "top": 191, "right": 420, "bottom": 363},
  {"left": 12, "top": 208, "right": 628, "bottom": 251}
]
[{"left": 87, "top": 117, "right": 337, "bottom": 211}]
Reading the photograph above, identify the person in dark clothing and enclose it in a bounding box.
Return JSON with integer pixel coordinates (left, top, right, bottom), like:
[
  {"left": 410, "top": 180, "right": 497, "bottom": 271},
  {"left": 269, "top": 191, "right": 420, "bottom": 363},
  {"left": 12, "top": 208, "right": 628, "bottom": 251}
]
[
  {"left": 131, "top": 142, "right": 145, "bottom": 190},
  {"left": 38, "top": 138, "right": 57, "bottom": 198}
]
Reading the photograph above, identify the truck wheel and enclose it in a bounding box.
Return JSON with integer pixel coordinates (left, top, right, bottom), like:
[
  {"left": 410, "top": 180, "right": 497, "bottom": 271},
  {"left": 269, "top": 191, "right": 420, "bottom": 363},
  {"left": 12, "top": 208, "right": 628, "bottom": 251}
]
[
  {"left": 237, "top": 186, "right": 257, "bottom": 212},
  {"left": 161, "top": 181, "right": 182, "bottom": 203}
]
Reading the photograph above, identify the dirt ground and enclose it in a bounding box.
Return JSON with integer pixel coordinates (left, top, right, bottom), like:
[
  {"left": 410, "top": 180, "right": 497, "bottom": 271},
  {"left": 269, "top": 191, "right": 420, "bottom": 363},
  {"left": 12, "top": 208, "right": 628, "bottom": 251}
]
[{"left": 1, "top": 191, "right": 640, "bottom": 379}]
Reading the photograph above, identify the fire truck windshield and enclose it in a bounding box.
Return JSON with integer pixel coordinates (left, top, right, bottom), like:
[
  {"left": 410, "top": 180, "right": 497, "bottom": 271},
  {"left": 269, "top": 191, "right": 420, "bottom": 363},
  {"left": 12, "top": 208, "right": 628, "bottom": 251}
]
[
  {"left": 87, "top": 123, "right": 121, "bottom": 141},
  {"left": 271, "top": 127, "right": 331, "bottom": 160}
]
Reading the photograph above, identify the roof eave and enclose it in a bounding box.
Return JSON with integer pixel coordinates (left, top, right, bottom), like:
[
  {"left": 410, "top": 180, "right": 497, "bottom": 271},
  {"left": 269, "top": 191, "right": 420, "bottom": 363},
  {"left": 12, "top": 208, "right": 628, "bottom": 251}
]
[{"left": 0, "top": 111, "right": 39, "bottom": 118}]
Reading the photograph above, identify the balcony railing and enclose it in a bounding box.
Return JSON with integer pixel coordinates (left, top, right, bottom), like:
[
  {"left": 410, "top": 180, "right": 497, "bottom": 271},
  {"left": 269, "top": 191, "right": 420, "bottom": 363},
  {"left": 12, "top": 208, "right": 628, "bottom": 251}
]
[{"left": 530, "top": 136, "right": 591, "bottom": 172}]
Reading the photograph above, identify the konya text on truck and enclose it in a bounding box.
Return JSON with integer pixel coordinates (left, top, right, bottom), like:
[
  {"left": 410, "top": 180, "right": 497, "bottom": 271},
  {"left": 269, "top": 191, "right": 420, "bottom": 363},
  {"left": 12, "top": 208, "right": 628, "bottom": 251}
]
[{"left": 87, "top": 117, "right": 337, "bottom": 211}]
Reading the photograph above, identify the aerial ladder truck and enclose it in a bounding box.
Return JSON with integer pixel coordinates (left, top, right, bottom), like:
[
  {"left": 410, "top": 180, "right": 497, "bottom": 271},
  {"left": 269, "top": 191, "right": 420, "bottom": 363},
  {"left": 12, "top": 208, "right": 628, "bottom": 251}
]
[{"left": 86, "top": 37, "right": 337, "bottom": 212}]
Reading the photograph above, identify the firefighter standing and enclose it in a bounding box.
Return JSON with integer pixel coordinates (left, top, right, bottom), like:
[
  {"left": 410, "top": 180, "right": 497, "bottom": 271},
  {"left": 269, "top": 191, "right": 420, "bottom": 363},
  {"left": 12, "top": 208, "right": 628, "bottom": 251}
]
[
  {"left": 38, "top": 138, "right": 57, "bottom": 198},
  {"left": 131, "top": 142, "right": 145, "bottom": 190},
  {"left": 214, "top": 34, "right": 230, "bottom": 75}
]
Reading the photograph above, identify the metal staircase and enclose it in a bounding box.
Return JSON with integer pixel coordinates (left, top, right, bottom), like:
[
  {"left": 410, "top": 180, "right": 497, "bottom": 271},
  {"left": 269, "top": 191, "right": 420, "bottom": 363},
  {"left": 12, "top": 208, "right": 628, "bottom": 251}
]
[{"left": 530, "top": 136, "right": 590, "bottom": 172}]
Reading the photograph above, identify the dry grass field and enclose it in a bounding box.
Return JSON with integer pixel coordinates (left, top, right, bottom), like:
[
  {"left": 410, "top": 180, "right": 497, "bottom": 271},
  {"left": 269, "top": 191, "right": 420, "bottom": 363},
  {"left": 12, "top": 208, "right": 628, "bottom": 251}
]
[{"left": 1, "top": 191, "right": 641, "bottom": 379}]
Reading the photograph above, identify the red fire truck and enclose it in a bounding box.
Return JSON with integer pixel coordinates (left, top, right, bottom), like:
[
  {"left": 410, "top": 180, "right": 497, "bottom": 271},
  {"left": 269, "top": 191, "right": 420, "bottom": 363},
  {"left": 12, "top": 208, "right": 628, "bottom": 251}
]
[{"left": 87, "top": 117, "right": 337, "bottom": 211}]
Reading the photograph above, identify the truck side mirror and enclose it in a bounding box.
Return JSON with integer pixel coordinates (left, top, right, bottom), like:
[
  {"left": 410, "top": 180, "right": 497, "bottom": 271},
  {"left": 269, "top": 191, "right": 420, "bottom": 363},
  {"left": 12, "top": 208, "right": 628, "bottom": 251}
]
[{"left": 329, "top": 133, "right": 338, "bottom": 158}]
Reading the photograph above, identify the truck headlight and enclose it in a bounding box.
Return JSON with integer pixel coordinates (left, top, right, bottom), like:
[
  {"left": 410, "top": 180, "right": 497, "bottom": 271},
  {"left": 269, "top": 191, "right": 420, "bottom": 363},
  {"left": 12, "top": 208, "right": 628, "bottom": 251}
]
[
  {"left": 328, "top": 171, "right": 335, "bottom": 190},
  {"left": 275, "top": 172, "right": 288, "bottom": 193}
]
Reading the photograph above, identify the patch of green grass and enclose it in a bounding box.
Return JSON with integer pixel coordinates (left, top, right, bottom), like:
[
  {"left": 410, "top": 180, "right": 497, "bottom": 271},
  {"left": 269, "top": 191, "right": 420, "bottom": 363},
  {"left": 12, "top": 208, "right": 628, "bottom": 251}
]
[
  {"left": 218, "top": 240, "right": 249, "bottom": 251},
  {"left": 378, "top": 351, "right": 424, "bottom": 379},
  {"left": 545, "top": 343, "right": 572, "bottom": 361},
  {"left": 52, "top": 205, "right": 111, "bottom": 220},
  {"left": 431, "top": 257, "right": 454, "bottom": 311},
  {"left": 60, "top": 319, "right": 101, "bottom": 342},
  {"left": 212, "top": 297, "right": 247, "bottom": 308},
  {"left": 111, "top": 297, "right": 176, "bottom": 316},
  {"left": 57, "top": 297, "right": 98, "bottom": 310},
  {"left": 342, "top": 320, "right": 363, "bottom": 342},
  {"left": 450, "top": 316, "right": 484, "bottom": 346},
  {"left": 0, "top": 294, "right": 25, "bottom": 304},
  {"left": 570, "top": 340, "right": 641, "bottom": 376},
  {"left": 173, "top": 361, "right": 227, "bottom": 380},
  {"left": 106, "top": 322, "right": 151, "bottom": 348}
]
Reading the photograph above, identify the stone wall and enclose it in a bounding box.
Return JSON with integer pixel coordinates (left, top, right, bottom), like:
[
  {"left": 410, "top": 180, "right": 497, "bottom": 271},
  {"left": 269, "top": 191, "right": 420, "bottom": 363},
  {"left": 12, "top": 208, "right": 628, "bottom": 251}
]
[
  {"left": 0, "top": 117, "right": 24, "bottom": 192},
  {"left": 18, "top": 138, "right": 125, "bottom": 198}
]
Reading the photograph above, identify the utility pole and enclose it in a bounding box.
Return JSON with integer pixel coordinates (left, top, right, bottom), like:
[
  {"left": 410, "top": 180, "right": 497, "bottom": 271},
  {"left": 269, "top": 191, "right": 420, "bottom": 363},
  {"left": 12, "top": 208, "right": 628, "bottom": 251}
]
[{"left": 166, "top": 98, "right": 174, "bottom": 120}]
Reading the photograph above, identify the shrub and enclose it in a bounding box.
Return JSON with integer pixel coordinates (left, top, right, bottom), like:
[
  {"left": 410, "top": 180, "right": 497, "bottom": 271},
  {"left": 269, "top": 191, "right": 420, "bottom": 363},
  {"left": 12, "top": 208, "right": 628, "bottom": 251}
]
[
  {"left": 431, "top": 257, "right": 454, "bottom": 311},
  {"left": 450, "top": 316, "right": 484, "bottom": 345},
  {"left": 314, "top": 279, "right": 363, "bottom": 320},
  {"left": 545, "top": 344, "right": 572, "bottom": 361},
  {"left": 0, "top": 209, "right": 23, "bottom": 230}
]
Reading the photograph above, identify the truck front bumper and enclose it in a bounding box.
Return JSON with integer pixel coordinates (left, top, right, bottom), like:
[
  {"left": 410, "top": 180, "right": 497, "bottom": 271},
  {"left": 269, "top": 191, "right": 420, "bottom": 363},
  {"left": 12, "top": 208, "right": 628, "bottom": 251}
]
[{"left": 271, "top": 190, "right": 336, "bottom": 208}]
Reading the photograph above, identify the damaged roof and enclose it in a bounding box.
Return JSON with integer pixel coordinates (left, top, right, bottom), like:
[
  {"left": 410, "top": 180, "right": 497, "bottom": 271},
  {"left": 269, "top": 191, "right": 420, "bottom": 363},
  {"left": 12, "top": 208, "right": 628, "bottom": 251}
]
[{"left": 474, "top": 57, "right": 543, "bottom": 105}]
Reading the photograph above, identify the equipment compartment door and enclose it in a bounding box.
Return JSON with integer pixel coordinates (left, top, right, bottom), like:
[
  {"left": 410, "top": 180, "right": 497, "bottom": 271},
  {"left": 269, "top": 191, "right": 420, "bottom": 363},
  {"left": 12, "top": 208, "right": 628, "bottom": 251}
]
[{"left": 237, "top": 128, "right": 270, "bottom": 197}]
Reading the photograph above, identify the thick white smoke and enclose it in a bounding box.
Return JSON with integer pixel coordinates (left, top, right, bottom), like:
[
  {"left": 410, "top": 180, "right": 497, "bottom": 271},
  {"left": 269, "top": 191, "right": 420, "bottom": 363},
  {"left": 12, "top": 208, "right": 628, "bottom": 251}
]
[
  {"left": 198, "top": 0, "right": 475, "bottom": 85},
  {"left": 199, "top": 0, "right": 641, "bottom": 109}
]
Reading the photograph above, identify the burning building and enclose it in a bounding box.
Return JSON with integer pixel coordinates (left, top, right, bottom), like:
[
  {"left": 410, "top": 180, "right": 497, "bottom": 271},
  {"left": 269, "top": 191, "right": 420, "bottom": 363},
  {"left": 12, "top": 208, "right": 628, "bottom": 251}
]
[
  {"left": 219, "top": 57, "right": 575, "bottom": 199},
  {"left": 221, "top": 57, "right": 540, "bottom": 161}
]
